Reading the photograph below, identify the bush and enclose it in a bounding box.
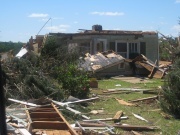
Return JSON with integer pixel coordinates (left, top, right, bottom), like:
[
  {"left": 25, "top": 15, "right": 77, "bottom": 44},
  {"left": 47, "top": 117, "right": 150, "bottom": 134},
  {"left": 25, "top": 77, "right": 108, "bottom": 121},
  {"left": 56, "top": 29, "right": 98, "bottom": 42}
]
[
  {"left": 57, "top": 63, "right": 90, "bottom": 99},
  {"left": 160, "top": 59, "right": 180, "bottom": 118}
]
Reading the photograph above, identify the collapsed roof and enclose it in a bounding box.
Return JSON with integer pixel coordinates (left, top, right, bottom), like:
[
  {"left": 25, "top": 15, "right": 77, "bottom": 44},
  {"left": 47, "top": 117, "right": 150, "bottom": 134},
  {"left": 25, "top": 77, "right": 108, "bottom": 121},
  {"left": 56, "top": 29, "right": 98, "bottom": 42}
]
[{"left": 80, "top": 50, "right": 125, "bottom": 72}]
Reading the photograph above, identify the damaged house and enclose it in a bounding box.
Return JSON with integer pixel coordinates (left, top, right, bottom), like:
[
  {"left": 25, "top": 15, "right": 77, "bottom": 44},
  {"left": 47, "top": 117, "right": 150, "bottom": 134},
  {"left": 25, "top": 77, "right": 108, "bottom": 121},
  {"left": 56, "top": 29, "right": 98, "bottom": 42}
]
[
  {"left": 46, "top": 25, "right": 159, "bottom": 77},
  {"left": 48, "top": 25, "right": 159, "bottom": 63},
  {"left": 27, "top": 25, "right": 159, "bottom": 77}
]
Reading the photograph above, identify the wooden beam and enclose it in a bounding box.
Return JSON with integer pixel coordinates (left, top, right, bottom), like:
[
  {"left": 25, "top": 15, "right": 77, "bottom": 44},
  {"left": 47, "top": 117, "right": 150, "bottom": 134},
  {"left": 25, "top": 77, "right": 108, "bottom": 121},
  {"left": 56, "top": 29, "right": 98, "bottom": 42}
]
[
  {"left": 113, "top": 124, "right": 157, "bottom": 131},
  {"left": 77, "top": 122, "right": 105, "bottom": 127},
  {"left": 52, "top": 103, "right": 78, "bottom": 135},
  {"left": 128, "top": 96, "right": 158, "bottom": 102},
  {"left": 18, "top": 128, "right": 31, "bottom": 135},
  {"left": 31, "top": 117, "right": 63, "bottom": 121},
  {"left": 113, "top": 111, "right": 123, "bottom": 120},
  {"left": 29, "top": 112, "right": 61, "bottom": 119},
  {"left": 31, "top": 121, "right": 68, "bottom": 130},
  {"left": 148, "top": 60, "right": 157, "bottom": 78}
]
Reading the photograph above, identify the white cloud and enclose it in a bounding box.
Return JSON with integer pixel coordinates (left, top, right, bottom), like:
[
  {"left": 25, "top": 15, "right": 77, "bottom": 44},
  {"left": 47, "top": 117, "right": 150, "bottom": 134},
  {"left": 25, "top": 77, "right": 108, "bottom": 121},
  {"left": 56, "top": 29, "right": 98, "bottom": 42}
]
[
  {"left": 52, "top": 17, "right": 64, "bottom": 20},
  {"left": 90, "top": 11, "right": 124, "bottom": 16},
  {"left": 172, "top": 25, "right": 180, "bottom": 31},
  {"left": 175, "top": 0, "right": 180, "bottom": 3},
  {"left": 45, "top": 25, "right": 70, "bottom": 32},
  {"left": 74, "top": 21, "right": 78, "bottom": 24},
  {"left": 41, "top": 18, "right": 49, "bottom": 22},
  {"left": 28, "top": 13, "right": 49, "bottom": 18}
]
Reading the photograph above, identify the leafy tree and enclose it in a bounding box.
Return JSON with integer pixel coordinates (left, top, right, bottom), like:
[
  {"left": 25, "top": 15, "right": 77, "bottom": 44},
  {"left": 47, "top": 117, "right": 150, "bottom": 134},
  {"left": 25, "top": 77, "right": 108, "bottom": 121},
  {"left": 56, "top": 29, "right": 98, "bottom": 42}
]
[
  {"left": 160, "top": 58, "right": 180, "bottom": 118},
  {"left": 0, "top": 41, "right": 24, "bottom": 54},
  {"left": 40, "top": 36, "right": 90, "bottom": 99}
]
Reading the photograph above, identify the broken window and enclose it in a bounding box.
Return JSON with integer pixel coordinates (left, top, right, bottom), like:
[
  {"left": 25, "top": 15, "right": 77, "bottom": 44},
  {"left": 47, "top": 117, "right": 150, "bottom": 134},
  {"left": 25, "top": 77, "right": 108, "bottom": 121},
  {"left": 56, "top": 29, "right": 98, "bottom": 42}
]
[
  {"left": 129, "top": 43, "right": 138, "bottom": 53},
  {"left": 109, "top": 42, "right": 115, "bottom": 51},
  {"left": 117, "top": 43, "right": 127, "bottom": 58},
  {"left": 140, "top": 42, "right": 146, "bottom": 56}
]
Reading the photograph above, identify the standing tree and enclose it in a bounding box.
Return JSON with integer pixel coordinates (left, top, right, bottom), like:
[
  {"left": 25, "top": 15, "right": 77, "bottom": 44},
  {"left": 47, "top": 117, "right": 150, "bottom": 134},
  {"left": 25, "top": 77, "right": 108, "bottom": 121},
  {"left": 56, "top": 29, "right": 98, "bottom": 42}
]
[{"left": 160, "top": 18, "right": 180, "bottom": 118}]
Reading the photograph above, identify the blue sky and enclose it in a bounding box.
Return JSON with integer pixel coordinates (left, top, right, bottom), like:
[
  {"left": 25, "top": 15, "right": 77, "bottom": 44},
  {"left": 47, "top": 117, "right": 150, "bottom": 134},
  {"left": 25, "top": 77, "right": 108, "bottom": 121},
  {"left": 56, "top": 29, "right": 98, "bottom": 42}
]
[{"left": 0, "top": 0, "right": 180, "bottom": 42}]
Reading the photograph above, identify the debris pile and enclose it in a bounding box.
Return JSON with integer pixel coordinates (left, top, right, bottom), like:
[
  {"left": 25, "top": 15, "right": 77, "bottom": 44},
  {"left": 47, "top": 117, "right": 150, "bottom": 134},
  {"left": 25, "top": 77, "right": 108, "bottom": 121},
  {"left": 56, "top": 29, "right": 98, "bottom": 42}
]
[
  {"left": 80, "top": 51, "right": 168, "bottom": 79},
  {"left": 132, "top": 54, "right": 167, "bottom": 78}
]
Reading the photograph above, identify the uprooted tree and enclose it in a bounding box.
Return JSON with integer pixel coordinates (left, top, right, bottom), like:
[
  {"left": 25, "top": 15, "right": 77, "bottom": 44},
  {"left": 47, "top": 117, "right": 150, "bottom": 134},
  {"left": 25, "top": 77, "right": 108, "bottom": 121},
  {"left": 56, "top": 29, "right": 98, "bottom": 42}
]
[
  {"left": 40, "top": 36, "right": 90, "bottom": 99},
  {"left": 2, "top": 35, "right": 90, "bottom": 104}
]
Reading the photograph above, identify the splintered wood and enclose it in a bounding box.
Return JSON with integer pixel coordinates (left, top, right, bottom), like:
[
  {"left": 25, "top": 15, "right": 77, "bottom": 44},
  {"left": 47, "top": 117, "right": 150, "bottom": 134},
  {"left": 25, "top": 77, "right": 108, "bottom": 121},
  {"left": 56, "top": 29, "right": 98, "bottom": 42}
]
[
  {"left": 115, "top": 98, "right": 136, "bottom": 106},
  {"left": 113, "top": 111, "right": 123, "bottom": 120},
  {"left": 33, "top": 130, "right": 71, "bottom": 135}
]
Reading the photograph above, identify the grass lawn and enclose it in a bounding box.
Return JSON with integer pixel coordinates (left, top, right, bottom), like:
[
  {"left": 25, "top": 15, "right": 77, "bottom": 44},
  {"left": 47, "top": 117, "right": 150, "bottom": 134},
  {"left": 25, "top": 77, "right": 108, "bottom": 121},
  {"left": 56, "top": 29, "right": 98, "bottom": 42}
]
[{"left": 87, "top": 77, "right": 180, "bottom": 135}]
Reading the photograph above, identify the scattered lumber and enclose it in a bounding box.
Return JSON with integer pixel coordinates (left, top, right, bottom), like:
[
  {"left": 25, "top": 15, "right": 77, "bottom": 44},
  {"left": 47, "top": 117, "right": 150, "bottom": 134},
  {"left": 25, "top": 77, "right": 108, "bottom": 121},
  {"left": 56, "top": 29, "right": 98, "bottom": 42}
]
[
  {"left": 128, "top": 96, "right": 158, "bottom": 102},
  {"left": 82, "top": 116, "right": 128, "bottom": 122},
  {"left": 107, "top": 88, "right": 153, "bottom": 92},
  {"left": 76, "top": 122, "right": 105, "bottom": 127},
  {"left": 131, "top": 130, "right": 143, "bottom": 135},
  {"left": 26, "top": 103, "right": 78, "bottom": 135},
  {"left": 102, "top": 91, "right": 133, "bottom": 95},
  {"left": 8, "top": 98, "right": 39, "bottom": 107},
  {"left": 115, "top": 98, "right": 136, "bottom": 106},
  {"left": 90, "top": 109, "right": 104, "bottom": 114},
  {"left": 113, "top": 124, "right": 158, "bottom": 131},
  {"left": 133, "top": 54, "right": 167, "bottom": 79},
  {"left": 97, "top": 120, "right": 115, "bottom": 134},
  {"left": 7, "top": 113, "right": 27, "bottom": 126},
  {"left": 18, "top": 128, "right": 31, "bottom": 135},
  {"left": 52, "top": 96, "right": 99, "bottom": 107},
  {"left": 52, "top": 100, "right": 90, "bottom": 119},
  {"left": 73, "top": 126, "right": 106, "bottom": 130},
  {"left": 132, "top": 113, "right": 148, "bottom": 123},
  {"left": 75, "top": 121, "right": 85, "bottom": 132},
  {"left": 113, "top": 110, "right": 123, "bottom": 120}
]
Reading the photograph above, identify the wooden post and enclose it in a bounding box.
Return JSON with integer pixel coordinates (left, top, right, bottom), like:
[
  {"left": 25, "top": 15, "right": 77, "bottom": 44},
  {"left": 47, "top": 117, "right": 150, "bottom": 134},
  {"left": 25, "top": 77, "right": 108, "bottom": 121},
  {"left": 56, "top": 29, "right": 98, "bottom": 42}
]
[{"left": 0, "top": 62, "right": 7, "bottom": 135}]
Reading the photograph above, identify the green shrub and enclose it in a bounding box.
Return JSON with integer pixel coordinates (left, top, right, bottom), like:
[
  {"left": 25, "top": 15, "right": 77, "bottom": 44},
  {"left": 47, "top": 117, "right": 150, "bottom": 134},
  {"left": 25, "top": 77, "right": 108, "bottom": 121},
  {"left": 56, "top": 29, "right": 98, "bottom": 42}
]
[{"left": 57, "top": 63, "right": 90, "bottom": 99}]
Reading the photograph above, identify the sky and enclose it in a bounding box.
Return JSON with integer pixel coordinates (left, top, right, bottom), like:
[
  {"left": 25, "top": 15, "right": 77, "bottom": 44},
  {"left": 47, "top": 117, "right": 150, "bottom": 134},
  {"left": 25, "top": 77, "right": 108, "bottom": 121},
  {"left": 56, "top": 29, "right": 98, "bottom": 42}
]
[{"left": 0, "top": 0, "right": 180, "bottom": 43}]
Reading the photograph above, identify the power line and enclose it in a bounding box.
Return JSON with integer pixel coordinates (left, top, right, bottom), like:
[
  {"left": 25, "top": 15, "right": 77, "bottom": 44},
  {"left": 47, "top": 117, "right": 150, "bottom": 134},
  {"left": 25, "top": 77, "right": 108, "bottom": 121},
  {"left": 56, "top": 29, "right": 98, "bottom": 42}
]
[{"left": 37, "top": 18, "right": 51, "bottom": 35}]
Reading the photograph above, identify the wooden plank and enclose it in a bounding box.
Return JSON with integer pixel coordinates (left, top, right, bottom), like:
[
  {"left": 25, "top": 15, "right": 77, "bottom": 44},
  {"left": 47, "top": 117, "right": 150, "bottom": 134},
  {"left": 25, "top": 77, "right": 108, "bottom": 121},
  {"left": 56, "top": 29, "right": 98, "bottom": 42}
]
[
  {"left": 8, "top": 98, "right": 38, "bottom": 107},
  {"left": 132, "top": 130, "right": 143, "bottom": 135},
  {"left": 45, "top": 130, "right": 71, "bottom": 135},
  {"left": 31, "top": 121, "right": 68, "bottom": 130},
  {"left": 78, "top": 122, "right": 105, "bottom": 127},
  {"left": 113, "top": 111, "right": 123, "bottom": 120},
  {"left": 129, "top": 96, "right": 158, "bottom": 102},
  {"left": 82, "top": 116, "right": 128, "bottom": 122},
  {"left": 107, "top": 88, "right": 153, "bottom": 92},
  {"left": 30, "top": 108, "right": 55, "bottom": 112},
  {"left": 32, "top": 129, "right": 71, "bottom": 135},
  {"left": 148, "top": 60, "right": 157, "bottom": 78},
  {"left": 52, "top": 103, "right": 78, "bottom": 135},
  {"left": 31, "top": 117, "right": 63, "bottom": 121},
  {"left": 113, "top": 124, "right": 157, "bottom": 131},
  {"left": 115, "top": 98, "right": 136, "bottom": 106},
  {"left": 29, "top": 112, "right": 60, "bottom": 119},
  {"left": 18, "top": 128, "right": 31, "bottom": 135},
  {"left": 132, "top": 113, "right": 148, "bottom": 122}
]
